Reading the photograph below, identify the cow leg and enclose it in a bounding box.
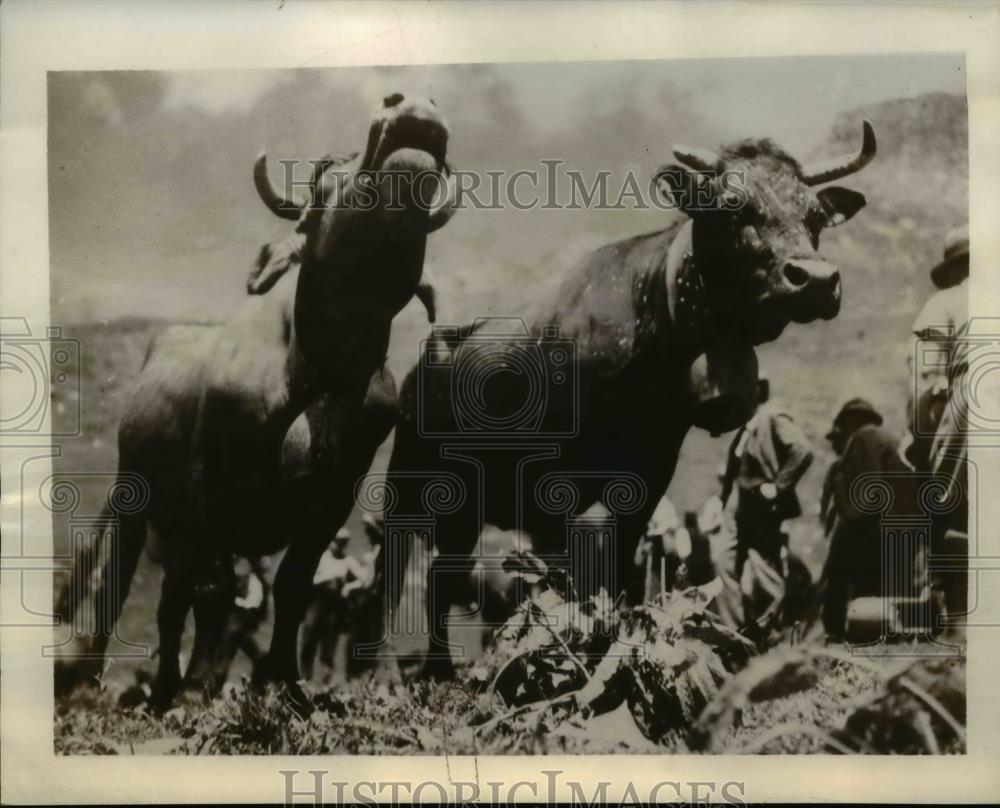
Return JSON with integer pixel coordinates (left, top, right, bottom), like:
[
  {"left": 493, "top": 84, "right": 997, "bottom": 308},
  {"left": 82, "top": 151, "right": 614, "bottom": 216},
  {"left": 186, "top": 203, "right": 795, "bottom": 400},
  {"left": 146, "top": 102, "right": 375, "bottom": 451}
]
[
  {"left": 298, "top": 595, "right": 325, "bottom": 681},
  {"left": 421, "top": 515, "right": 482, "bottom": 681},
  {"left": 254, "top": 474, "right": 357, "bottom": 696},
  {"left": 329, "top": 611, "right": 350, "bottom": 685},
  {"left": 254, "top": 531, "right": 329, "bottom": 696},
  {"left": 149, "top": 560, "right": 195, "bottom": 712},
  {"left": 368, "top": 517, "right": 412, "bottom": 686},
  {"left": 609, "top": 497, "right": 663, "bottom": 607},
  {"left": 212, "top": 610, "right": 245, "bottom": 692},
  {"left": 182, "top": 554, "right": 236, "bottom": 699}
]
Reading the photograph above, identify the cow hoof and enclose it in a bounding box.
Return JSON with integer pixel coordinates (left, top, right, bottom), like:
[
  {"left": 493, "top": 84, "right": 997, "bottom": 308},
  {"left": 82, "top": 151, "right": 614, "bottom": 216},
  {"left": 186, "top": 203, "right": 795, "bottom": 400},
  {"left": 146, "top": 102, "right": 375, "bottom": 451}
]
[
  {"left": 148, "top": 687, "right": 179, "bottom": 716},
  {"left": 147, "top": 669, "right": 184, "bottom": 715},
  {"left": 283, "top": 681, "right": 314, "bottom": 718},
  {"left": 53, "top": 659, "right": 100, "bottom": 699},
  {"left": 373, "top": 659, "right": 403, "bottom": 687},
  {"left": 417, "top": 655, "right": 455, "bottom": 682},
  {"left": 251, "top": 653, "right": 298, "bottom": 689}
]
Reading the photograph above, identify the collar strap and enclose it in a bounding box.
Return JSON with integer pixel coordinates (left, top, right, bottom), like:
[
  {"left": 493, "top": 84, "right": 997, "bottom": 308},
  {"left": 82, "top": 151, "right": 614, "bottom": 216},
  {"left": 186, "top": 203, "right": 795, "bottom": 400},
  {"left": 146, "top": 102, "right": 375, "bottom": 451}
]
[{"left": 665, "top": 220, "right": 714, "bottom": 345}]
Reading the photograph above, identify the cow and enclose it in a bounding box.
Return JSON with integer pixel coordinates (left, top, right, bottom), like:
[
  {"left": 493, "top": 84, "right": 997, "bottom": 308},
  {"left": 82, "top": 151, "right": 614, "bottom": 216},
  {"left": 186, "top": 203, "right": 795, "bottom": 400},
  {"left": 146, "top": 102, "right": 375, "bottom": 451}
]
[
  {"left": 54, "top": 93, "right": 459, "bottom": 708},
  {"left": 371, "top": 121, "right": 877, "bottom": 680}
]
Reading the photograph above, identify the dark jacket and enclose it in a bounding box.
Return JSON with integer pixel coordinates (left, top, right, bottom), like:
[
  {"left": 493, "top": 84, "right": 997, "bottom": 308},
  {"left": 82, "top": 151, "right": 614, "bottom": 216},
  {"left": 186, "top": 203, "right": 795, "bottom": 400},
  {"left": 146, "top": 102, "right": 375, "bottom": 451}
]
[
  {"left": 822, "top": 423, "right": 915, "bottom": 600},
  {"left": 826, "top": 424, "right": 908, "bottom": 525}
]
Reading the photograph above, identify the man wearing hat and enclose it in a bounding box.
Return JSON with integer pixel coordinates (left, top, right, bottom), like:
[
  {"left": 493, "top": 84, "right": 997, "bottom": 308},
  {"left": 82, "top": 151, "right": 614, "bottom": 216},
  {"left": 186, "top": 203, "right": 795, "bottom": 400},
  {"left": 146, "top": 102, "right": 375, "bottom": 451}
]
[
  {"left": 819, "top": 398, "right": 912, "bottom": 639},
  {"left": 717, "top": 374, "right": 813, "bottom": 636},
  {"left": 903, "top": 224, "right": 969, "bottom": 472},
  {"left": 300, "top": 527, "right": 365, "bottom": 681},
  {"left": 213, "top": 555, "right": 271, "bottom": 690},
  {"left": 905, "top": 224, "right": 970, "bottom": 624}
]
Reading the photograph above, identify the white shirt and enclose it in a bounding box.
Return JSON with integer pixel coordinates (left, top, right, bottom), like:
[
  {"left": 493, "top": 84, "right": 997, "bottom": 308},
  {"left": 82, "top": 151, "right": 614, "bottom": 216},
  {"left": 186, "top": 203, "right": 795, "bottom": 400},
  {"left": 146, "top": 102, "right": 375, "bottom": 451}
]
[
  {"left": 234, "top": 573, "right": 264, "bottom": 610},
  {"left": 911, "top": 279, "right": 969, "bottom": 387},
  {"left": 313, "top": 552, "right": 364, "bottom": 586}
]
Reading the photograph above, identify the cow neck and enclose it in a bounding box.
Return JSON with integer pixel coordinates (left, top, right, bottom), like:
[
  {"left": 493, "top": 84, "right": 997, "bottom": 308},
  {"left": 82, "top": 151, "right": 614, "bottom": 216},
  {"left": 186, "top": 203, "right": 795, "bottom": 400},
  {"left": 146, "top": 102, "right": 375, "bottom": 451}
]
[
  {"left": 283, "top": 246, "right": 341, "bottom": 406},
  {"left": 283, "top": 219, "right": 426, "bottom": 406},
  {"left": 665, "top": 219, "right": 714, "bottom": 351},
  {"left": 283, "top": 321, "right": 310, "bottom": 408}
]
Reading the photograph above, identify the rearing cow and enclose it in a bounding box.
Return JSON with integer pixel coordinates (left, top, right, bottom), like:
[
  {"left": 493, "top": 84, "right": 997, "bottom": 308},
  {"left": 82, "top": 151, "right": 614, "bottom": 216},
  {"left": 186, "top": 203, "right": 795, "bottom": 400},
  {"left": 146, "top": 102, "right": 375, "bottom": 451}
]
[
  {"left": 55, "top": 93, "right": 458, "bottom": 707},
  {"left": 374, "top": 121, "right": 876, "bottom": 680}
]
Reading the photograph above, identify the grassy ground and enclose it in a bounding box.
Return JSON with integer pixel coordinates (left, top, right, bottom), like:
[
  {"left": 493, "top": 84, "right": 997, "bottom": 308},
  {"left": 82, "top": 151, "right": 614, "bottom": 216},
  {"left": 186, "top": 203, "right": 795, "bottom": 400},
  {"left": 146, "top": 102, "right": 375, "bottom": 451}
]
[{"left": 55, "top": 639, "right": 965, "bottom": 755}]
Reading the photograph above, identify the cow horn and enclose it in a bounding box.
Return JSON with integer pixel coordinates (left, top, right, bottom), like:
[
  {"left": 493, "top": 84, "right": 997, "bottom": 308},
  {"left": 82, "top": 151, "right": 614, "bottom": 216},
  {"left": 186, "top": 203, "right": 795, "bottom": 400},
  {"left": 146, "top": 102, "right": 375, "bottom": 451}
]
[
  {"left": 672, "top": 145, "right": 721, "bottom": 172},
  {"left": 801, "top": 119, "right": 877, "bottom": 186},
  {"left": 427, "top": 163, "right": 458, "bottom": 233},
  {"left": 253, "top": 152, "right": 303, "bottom": 221}
]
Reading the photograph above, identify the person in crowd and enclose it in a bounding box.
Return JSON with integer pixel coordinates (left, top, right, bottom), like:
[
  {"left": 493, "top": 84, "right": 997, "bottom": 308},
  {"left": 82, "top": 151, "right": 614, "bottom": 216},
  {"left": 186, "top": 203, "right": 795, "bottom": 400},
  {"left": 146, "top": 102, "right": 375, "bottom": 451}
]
[
  {"left": 632, "top": 495, "right": 683, "bottom": 602},
  {"left": 902, "top": 224, "right": 970, "bottom": 623},
  {"left": 630, "top": 495, "right": 720, "bottom": 605},
  {"left": 674, "top": 509, "right": 716, "bottom": 591},
  {"left": 347, "top": 514, "right": 387, "bottom": 675},
  {"left": 359, "top": 513, "right": 384, "bottom": 591},
  {"left": 716, "top": 374, "right": 813, "bottom": 635},
  {"left": 902, "top": 223, "right": 970, "bottom": 475},
  {"left": 819, "top": 398, "right": 914, "bottom": 639},
  {"left": 299, "top": 527, "right": 365, "bottom": 682},
  {"left": 213, "top": 555, "right": 271, "bottom": 690}
]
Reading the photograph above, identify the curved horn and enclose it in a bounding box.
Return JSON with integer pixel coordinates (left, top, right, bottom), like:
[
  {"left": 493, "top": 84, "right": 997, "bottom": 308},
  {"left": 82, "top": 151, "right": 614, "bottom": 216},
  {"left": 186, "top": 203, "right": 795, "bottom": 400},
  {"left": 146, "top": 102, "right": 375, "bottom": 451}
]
[
  {"left": 253, "top": 151, "right": 303, "bottom": 221},
  {"left": 801, "top": 119, "right": 877, "bottom": 186},
  {"left": 672, "top": 145, "right": 721, "bottom": 172},
  {"left": 426, "top": 164, "right": 458, "bottom": 233}
]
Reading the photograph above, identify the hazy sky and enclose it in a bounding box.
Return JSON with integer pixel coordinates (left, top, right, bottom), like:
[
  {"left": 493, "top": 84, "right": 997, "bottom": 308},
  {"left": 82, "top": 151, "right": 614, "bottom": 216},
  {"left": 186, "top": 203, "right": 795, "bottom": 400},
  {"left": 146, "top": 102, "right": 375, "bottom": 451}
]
[{"left": 48, "top": 53, "right": 965, "bottom": 323}]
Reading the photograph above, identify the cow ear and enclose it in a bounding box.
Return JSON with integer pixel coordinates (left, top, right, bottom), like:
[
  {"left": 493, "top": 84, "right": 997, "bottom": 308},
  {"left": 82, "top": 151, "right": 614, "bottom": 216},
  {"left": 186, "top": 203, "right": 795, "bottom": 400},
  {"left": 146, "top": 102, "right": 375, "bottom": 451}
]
[
  {"left": 655, "top": 164, "right": 717, "bottom": 216},
  {"left": 247, "top": 232, "right": 304, "bottom": 295},
  {"left": 816, "top": 186, "right": 866, "bottom": 228}
]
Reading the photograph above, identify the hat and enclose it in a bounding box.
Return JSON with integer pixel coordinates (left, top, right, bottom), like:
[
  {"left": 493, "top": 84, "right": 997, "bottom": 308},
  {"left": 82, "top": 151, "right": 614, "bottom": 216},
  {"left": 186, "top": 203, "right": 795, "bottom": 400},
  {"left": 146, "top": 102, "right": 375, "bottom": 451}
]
[
  {"left": 826, "top": 398, "right": 883, "bottom": 439},
  {"left": 930, "top": 224, "right": 969, "bottom": 289},
  {"left": 332, "top": 527, "right": 351, "bottom": 543}
]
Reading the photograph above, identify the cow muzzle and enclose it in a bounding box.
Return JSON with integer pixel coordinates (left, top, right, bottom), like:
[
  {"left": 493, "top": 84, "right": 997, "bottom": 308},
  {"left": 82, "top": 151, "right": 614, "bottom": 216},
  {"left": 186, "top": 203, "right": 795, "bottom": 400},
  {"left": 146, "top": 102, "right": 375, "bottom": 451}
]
[
  {"left": 363, "top": 94, "right": 449, "bottom": 173},
  {"left": 781, "top": 258, "right": 842, "bottom": 322}
]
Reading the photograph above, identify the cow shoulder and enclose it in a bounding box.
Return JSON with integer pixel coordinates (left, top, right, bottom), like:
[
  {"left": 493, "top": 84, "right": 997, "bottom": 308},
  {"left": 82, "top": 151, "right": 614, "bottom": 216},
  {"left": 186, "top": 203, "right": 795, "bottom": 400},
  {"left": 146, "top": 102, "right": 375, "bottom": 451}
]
[{"left": 539, "top": 227, "right": 674, "bottom": 368}]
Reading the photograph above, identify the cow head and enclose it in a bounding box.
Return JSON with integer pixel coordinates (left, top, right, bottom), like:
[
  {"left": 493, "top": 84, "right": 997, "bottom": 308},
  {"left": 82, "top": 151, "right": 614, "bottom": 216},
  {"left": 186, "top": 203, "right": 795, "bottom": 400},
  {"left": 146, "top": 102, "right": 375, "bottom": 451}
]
[
  {"left": 253, "top": 93, "right": 457, "bottom": 379},
  {"left": 656, "top": 120, "right": 874, "bottom": 344},
  {"left": 254, "top": 93, "right": 457, "bottom": 238}
]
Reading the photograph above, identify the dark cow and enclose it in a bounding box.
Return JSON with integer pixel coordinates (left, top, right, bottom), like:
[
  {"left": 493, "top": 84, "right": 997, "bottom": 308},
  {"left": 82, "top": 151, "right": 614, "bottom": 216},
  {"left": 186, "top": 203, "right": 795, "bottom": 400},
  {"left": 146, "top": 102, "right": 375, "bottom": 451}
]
[
  {"left": 54, "top": 93, "right": 458, "bottom": 707},
  {"left": 374, "top": 122, "right": 876, "bottom": 680}
]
